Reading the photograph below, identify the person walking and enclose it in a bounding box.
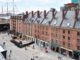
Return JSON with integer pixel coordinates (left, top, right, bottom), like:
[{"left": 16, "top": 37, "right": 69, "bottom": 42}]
[
  {"left": 58, "top": 55, "right": 62, "bottom": 60},
  {"left": 32, "top": 45, "right": 35, "bottom": 49},
  {"left": 3, "top": 42, "right": 6, "bottom": 49},
  {"left": 25, "top": 46, "right": 27, "bottom": 50},
  {"left": 9, "top": 50, "right": 12, "bottom": 58}
]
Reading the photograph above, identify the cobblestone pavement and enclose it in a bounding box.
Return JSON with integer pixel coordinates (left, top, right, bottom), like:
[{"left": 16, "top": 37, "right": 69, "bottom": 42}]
[{"left": 0, "top": 33, "right": 75, "bottom": 60}]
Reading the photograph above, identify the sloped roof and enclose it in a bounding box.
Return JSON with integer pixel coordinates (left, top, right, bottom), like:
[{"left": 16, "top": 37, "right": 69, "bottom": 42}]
[
  {"left": 42, "top": 11, "right": 52, "bottom": 25},
  {"left": 75, "top": 11, "right": 80, "bottom": 29},
  {"left": 24, "top": 12, "right": 32, "bottom": 23},
  {"left": 34, "top": 11, "right": 44, "bottom": 24},
  {"left": 11, "top": 9, "right": 80, "bottom": 30},
  {"left": 61, "top": 11, "right": 75, "bottom": 28},
  {"left": 51, "top": 11, "right": 62, "bottom": 27},
  {"left": 30, "top": 12, "right": 37, "bottom": 23},
  {"left": 75, "top": 20, "right": 80, "bottom": 29}
]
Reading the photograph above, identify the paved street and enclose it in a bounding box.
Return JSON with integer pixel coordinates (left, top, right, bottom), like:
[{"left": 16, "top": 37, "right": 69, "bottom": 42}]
[{"left": 0, "top": 33, "right": 75, "bottom": 60}]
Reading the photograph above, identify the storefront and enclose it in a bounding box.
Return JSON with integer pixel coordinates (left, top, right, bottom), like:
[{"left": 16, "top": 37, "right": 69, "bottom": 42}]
[
  {"left": 35, "top": 39, "right": 49, "bottom": 48},
  {"left": 73, "top": 50, "right": 80, "bottom": 60},
  {"left": 60, "top": 47, "right": 73, "bottom": 57},
  {"left": 50, "top": 40, "right": 60, "bottom": 52}
]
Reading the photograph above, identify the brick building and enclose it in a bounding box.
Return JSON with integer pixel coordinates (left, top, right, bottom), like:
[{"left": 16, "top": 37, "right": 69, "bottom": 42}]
[{"left": 9, "top": 8, "right": 80, "bottom": 59}]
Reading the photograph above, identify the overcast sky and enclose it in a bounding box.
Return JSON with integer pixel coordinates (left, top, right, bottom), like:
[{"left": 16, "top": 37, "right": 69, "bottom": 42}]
[{"left": 0, "top": 0, "right": 71, "bottom": 13}]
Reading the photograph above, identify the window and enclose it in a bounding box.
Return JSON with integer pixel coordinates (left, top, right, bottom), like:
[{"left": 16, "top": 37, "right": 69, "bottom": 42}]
[
  {"left": 42, "top": 31, "right": 44, "bottom": 34},
  {"left": 77, "top": 39, "right": 80, "bottom": 44},
  {"left": 46, "top": 27, "right": 48, "bottom": 30},
  {"left": 35, "top": 30, "right": 36, "bottom": 33},
  {"left": 46, "top": 32, "right": 48, "bottom": 35},
  {"left": 63, "top": 30, "right": 65, "bottom": 33},
  {"left": 68, "top": 30, "right": 70, "bottom": 34},
  {"left": 63, "top": 42, "right": 65, "bottom": 47},
  {"left": 68, "top": 37, "right": 70, "bottom": 40},
  {"left": 77, "top": 32, "right": 80, "bottom": 36},
  {"left": 56, "top": 34, "right": 58, "bottom": 37},
  {"left": 77, "top": 46, "right": 80, "bottom": 50},
  {"left": 35, "top": 25, "right": 36, "bottom": 28},
  {"left": 56, "top": 40, "right": 58, "bottom": 44},
  {"left": 38, "top": 30, "right": 39, "bottom": 33},
  {"left": 63, "top": 36, "right": 65, "bottom": 39},
  {"left": 68, "top": 43, "right": 70, "bottom": 48},
  {"left": 51, "top": 33, "right": 53, "bottom": 36}
]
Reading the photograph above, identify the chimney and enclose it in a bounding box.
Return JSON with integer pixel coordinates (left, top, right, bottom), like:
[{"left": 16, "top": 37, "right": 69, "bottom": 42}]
[
  {"left": 62, "top": 9, "right": 67, "bottom": 20},
  {"left": 44, "top": 10, "right": 46, "bottom": 18},
  {"left": 52, "top": 9, "right": 56, "bottom": 18},
  {"left": 26, "top": 11, "right": 28, "bottom": 18},
  {"left": 32, "top": 11, "right": 34, "bottom": 17},
  {"left": 75, "top": 9, "right": 79, "bottom": 21},
  {"left": 37, "top": 10, "right": 40, "bottom": 18}
]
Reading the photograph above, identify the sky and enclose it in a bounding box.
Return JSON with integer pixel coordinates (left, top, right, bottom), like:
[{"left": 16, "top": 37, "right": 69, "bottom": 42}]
[{"left": 0, "top": 0, "right": 71, "bottom": 13}]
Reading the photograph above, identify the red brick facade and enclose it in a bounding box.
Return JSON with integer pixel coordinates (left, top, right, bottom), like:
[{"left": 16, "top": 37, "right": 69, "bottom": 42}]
[{"left": 9, "top": 10, "right": 80, "bottom": 57}]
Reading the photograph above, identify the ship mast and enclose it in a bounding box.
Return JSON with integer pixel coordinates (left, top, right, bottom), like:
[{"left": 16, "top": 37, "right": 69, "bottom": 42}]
[
  {"left": 6, "top": 0, "right": 9, "bottom": 14},
  {"left": 13, "top": 0, "right": 15, "bottom": 15},
  {"left": 2, "top": 5, "right": 3, "bottom": 14}
]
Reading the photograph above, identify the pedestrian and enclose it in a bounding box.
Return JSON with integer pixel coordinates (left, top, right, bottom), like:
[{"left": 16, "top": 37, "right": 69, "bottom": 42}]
[
  {"left": 45, "top": 47, "right": 48, "bottom": 53},
  {"left": 9, "top": 50, "right": 12, "bottom": 58},
  {"left": 25, "top": 46, "right": 27, "bottom": 50},
  {"left": 3, "top": 42, "right": 6, "bottom": 48},
  {"left": 32, "top": 45, "right": 35, "bottom": 49},
  {"left": 31, "top": 58, "right": 34, "bottom": 60},
  {"left": 10, "top": 50, "right": 12, "bottom": 54},
  {"left": 8, "top": 32, "right": 9, "bottom": 35},
  {"left": 8, "top": 50, "right": 12, "bottom": 60},
  {"left": 3, "top": 42, "right": 5, "bottom": 45},
  {"left": 58, "top": 55, "right": 62, "bottom": 60}
]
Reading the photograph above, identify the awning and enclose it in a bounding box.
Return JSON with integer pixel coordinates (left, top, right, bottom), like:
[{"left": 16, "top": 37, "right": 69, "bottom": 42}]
[{"left": 60, "top": 47, "right": 73, "bottom": 52}]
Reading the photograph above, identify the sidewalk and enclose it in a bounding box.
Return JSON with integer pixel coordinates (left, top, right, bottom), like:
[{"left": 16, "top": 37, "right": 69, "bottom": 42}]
[
  {"left": 31, "top": 44, "right": 75, "bottom": 60},
  {"left": 0, "top": 33, "right": 75, "bottom": 60}
]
